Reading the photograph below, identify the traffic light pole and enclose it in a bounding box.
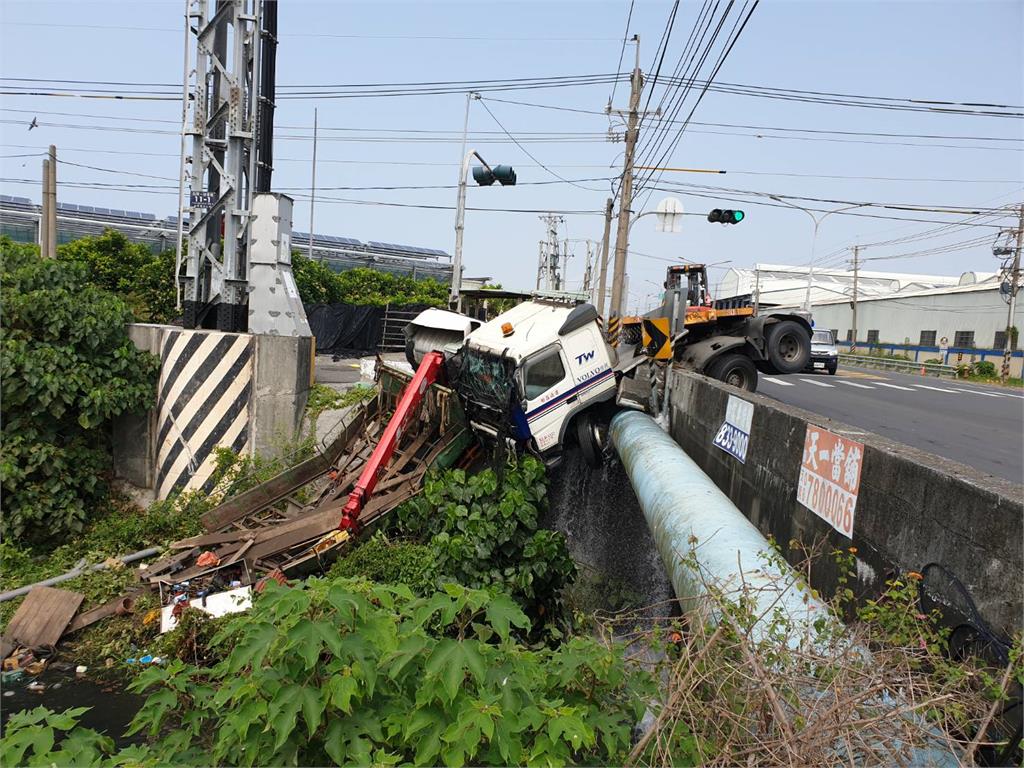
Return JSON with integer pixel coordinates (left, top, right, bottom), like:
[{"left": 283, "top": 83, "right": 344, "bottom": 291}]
[{"left": 451, "top": 92, "right": 480, "bottom": 310}]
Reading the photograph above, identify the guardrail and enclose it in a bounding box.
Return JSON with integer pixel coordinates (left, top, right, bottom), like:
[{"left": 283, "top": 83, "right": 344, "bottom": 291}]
[{"left": 838, "top": 353, "right": 957, "bottom": 378}]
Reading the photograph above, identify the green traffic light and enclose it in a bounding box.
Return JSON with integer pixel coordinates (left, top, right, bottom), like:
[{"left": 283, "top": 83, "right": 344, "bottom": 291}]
[{"left": 733, "top": 210, "right": 745, "bottom": 223}]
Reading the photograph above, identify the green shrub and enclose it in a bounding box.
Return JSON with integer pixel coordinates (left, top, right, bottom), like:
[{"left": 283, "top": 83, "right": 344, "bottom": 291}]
[
  {"left": 57, "top": 229, "right": 177, "bottom": 323},
  {"left": 0, "top": 238, "right": 160, "bottom": 543},
  {"left": 971, "top": 360, "right": 997, "bottom": 378},
  {"left": 330, "top": 533, "right": 437, "bottom": 593},
  {"left": 393, "top": 457, "right": 577, "bottom": 629},
  {"left": 118, "top": 578, "right": 652, "bottom": 766}
]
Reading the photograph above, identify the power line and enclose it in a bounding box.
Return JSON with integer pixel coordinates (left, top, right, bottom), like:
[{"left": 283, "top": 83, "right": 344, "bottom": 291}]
[{"left": 609, "top": 0, "right": 636, "bottom": 106}]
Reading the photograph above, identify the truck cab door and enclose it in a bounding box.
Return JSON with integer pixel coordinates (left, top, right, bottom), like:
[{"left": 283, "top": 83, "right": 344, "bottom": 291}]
[{"left": 520, "top": 345, "right": 572, "bottom": 454}]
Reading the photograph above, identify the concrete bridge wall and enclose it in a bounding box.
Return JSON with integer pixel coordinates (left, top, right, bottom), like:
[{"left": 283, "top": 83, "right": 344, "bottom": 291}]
[
  {"left": 112, "top": 324, "right": 313, "bottom": 501},
  {"left": 666, "top": 370, "right": 1023, "bottom": 639}
]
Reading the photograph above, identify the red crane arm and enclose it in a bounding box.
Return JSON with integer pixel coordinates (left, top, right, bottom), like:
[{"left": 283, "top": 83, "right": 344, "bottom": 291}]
[{"left": 338, "top": 351, "right": 446, "bottom": 531}]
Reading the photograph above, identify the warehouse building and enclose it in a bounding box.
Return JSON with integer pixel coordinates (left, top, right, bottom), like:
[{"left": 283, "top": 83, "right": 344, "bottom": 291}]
[{"left": 718, "top": 263, "right": 1022, "bottom": 376}]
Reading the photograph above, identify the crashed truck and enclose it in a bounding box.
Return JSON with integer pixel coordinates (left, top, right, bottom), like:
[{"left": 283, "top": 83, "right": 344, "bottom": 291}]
[
  {"left": 154, "top": 279, "right": 809, "bottom": 598},
  {"left": 404, "top": 267, "right": 811, "bottom": 471}
]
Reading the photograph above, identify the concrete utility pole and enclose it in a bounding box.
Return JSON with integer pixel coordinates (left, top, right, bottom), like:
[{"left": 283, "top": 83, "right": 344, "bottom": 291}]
[
  {"left": 609, "top": 35, "right": 642, "bottom": 321},
  {"left": 752, "top": 266, "right": 760, "bottom": 315},
  {"left": 851, "top": 245, "right": 860, "bottom": 351},
  {"left": 46, "top": 145, "right": 57, "bottom": 258},
  {"left": 535, "top": 240, "right": 545, "bottom": 290},
  {"left": 1001, "top": 204, "right": 1024, "bottom": 382},
  {"left": 39, "top": 158, "right": 50, "bottom": 257},
  {"left": 596, "top": 197, "right": 614, "bottom": 315}
]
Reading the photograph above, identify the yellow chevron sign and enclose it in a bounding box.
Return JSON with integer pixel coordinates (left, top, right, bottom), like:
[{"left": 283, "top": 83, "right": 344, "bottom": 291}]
[{"left": 642, "top": 317, "right": 672, "bottom": 360}]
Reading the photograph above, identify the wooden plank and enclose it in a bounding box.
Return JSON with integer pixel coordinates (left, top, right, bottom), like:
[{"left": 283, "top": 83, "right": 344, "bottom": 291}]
[
  {"left": 142, "top": 547, "right": 199, "bottom": 576},
  {"left": 244, "top": 509, "right": 340, "bottom": 563},
  {"left": 5, "top": 587, "right": 84, "bottom": 648},
  {"left": 201, "top": 403, "right": 372, "bottom": 531}
]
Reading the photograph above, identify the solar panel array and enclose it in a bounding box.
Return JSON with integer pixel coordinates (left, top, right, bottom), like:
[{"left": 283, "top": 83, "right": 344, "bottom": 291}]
[{"left": 0, "top": 198, "right": 451, "bottom": 275}]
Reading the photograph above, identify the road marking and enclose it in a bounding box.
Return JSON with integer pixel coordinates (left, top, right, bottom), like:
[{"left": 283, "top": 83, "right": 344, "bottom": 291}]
[
  {"left": 837, "top": 369, "right": 884, "bottom": 380},
  {"left": 949, "top": 388, "right": 1003, "bottom": 398},
  {"left": 761, "top": 376, "right": 794, "bottom": 386},
  {"left": 874, "top": 382, "right": 916, "bottom": 391},
  {"left": 799, "top": 378, "right": 835, "bottom": 388},
  {"left": 838, "top": 380, "right": 875, "bottom": 389},
  {"left": 913, "top": 384, "right": 959, "bottom": 393}
]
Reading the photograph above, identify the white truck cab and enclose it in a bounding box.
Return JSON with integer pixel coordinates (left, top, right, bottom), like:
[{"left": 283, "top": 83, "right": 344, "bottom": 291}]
[{"left": 406, "top": 297, "right": 619, "bottom": 466}]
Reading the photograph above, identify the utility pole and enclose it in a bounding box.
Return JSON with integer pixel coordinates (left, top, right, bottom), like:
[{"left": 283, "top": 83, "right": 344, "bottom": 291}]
[
  {"left": 539, "top": 213, "right": 564, "bottom": 290},
  {"left": 596, "top": 197, "right": 614, "bottom": 316},
  {"left": 609, "top": 35, "right": 642, "bottom": 321},
  {"left": 582, "top": 240, "right": 594, "bottom": 297},
  {"left": 851, "top": 245, "right": 860, "bottom": 352},
  {"left": 46, "top": 144, "right": 57, "bottom": 258},
  {"left": 535, "top": 240, "right": 545, "bottom": 290},
  {"left": 561, "top": 238, "right": 570, "bottom": 289},
  {"left": 752, "top": 266, "right": 760, "bottom": 315},
  {"left": 1001, "top": 204, "right": 1024, "bottom": 382},
  {"left": 39, "top": 157, "right": 50, "bottom": 257},
  {"left": 308, "top": 107, "right": 318, "bottom": 262}
]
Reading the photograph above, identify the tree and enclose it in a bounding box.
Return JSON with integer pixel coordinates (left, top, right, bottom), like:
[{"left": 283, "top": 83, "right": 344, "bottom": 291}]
[
  {"left": 292, "top": 253, "right": 447, "bottom": 307},
  {"left": 0, "top": 238, "right": 160, "bottom": 543},
  {"left": 58, "top": 230, "right": 177, "bottom": 323}
]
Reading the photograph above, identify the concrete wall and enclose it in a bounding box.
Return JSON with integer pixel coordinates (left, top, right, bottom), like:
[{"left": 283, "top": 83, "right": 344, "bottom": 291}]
[
  {"left": 251, "top": 333, "right": 314, "bottom": 456},
  {"left": 111, "top": 324, "right": 164, "bottom": 490},
  {"left": 666, "top": 370, "right": 1023, "bottom": 639},
  {"left": 113, "top": 324, "right": 313, "bottom": 497}
]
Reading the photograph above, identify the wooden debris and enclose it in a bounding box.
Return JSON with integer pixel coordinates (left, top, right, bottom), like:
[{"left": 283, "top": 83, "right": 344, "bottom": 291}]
[{"left": 5, "top": 587, "right": 84, "bottom": 648}]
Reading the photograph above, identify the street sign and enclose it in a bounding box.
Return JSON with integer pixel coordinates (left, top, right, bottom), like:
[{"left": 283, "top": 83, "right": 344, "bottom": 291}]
[
  {"left": 712, "top": 395, "right": 753, "bottom": 463},
  {"left": 190, "top": 191, "right": 214, "bottom": 209},
  {"left": 642, "top": 317, "right": 671, "bottom": 360},
  {"left": 655, "top": 197, "right": 684, "bottom": 233},
  {"left": 796, "top": 425, "right": 863, "bottom": 539}
]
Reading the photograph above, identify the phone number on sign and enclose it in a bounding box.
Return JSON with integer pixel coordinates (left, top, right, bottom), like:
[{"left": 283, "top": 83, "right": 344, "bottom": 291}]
[{"left": 796, "top": 471, "right": 855, "bottom": 537}]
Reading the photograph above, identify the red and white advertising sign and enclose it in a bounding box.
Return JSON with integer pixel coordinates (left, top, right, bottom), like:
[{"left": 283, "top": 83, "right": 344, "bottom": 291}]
[{"left": 796, "top": 425, "right": 863, "bottom": 538}]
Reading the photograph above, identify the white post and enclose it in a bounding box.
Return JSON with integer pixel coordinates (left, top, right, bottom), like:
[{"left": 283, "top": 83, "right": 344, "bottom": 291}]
[
  {"left": 173, "top": 0, "right": 190, "bottom": 310},
  {"left": 451, "top": 92, "right": 478, "bottom": 310},
  {"left": 308, "top": 107, "right": 318, "bottom": 261}
]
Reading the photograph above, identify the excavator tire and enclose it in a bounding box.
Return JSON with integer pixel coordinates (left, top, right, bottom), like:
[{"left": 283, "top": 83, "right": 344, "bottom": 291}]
[
  {"left": 765, "top": 320, "right": 811, "bottom": 374},
  {"left": 574, "top": 411, "right": 603, "bottom": 468},
  {"left": 708, "top": 353, "right": 758, "bottom": 393}
]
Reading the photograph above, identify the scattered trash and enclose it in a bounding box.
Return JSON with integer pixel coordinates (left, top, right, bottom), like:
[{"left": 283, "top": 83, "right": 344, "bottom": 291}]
[
  {"left": 139, "top": 654, "right": 154, "bottom": 664},
  {"left": 27, "top": 681, "right": 45, "bottom": 692},
  {"left": 24, "top": 659, "right": 47, "bottom": 676},
  {"left": 1, "top": 669, "right": 24, "bottom": 684},
  {"left": 3, "top": 690, "right": 13, "bottom": 697},
  {"left": 195, "top": 551, "right": 221, "bottom": 568},
  {"left": 152, "top": 656, "right": 163, "bottom": 664},
  {"left": 142, "top": 608, "right": 161, "bottom": 626},
  {"left": 76, "top": 664, "right": 88, "bottom": 676},
  {"left": 105, "top": 658, "right": 115, "bottom": 668}
]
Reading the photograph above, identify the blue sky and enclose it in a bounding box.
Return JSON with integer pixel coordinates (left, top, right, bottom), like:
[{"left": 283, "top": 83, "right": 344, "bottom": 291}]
[{"left": 1, "top": 0, "right": 1022, "bottom": 310}]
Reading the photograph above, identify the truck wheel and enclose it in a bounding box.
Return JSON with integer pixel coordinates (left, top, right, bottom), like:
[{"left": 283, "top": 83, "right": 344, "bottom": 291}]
[
  {"left": 765, "top": 320, "right": 811, "bottom": 374},
  {"left": 574, "top": 411, "right": 604, "bottom": 468},
  {"left": 708, "top": 353, "right": 758, "bottom": 393}
]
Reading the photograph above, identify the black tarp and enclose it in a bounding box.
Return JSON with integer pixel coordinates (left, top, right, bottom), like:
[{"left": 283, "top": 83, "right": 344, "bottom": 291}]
[{"left": 306, "top": 302, "right": 433, "bottom": 356}]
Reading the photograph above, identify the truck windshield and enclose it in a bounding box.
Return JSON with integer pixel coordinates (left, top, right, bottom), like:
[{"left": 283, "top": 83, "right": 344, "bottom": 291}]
[
  {"left": 812, "top": 331, "right": 833, "bottom": 344},
  {"left": 446, "top": 346, "right": 519, "bottom": 412}
]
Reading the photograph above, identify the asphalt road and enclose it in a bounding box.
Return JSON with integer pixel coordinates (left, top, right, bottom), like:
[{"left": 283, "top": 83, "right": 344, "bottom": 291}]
[{"left": 758, "top": 367, "right": 1024, "bottom": 483}]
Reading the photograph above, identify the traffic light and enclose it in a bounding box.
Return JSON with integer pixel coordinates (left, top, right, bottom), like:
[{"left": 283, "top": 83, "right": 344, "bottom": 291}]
[
  {"left": 472, "top": 164, "right": 517, "bottom": 187},
  {"left": 707, "top": 208, "right": 745, "bottom": 224}
]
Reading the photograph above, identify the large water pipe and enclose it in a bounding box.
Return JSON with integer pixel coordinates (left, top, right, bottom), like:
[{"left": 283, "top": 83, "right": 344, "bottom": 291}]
[
  {"left": 609, "top": 409, "right": 833, "bottom": 647},
  {"left": 610, "top": 409, "right": 959, "bottom": 766}
]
